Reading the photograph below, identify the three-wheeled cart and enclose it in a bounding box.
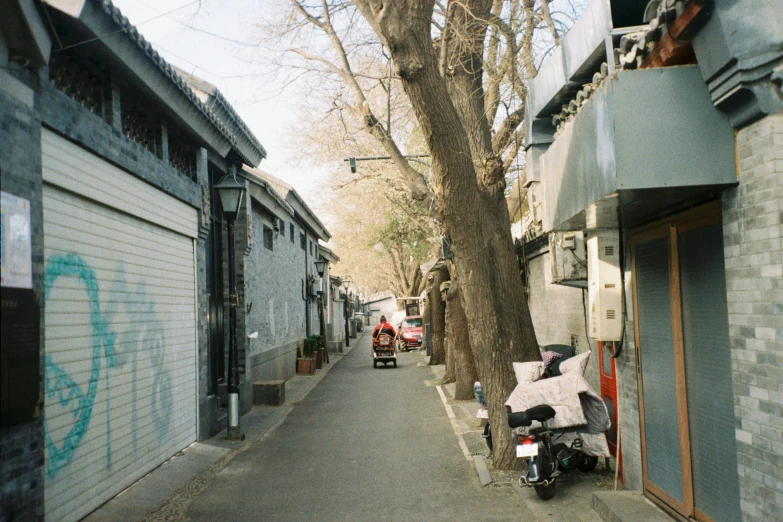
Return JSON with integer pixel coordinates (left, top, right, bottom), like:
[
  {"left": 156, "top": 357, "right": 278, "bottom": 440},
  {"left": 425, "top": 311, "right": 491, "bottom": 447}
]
[{"left": 372, "top": 333, "right": 397, "bottom": 368}]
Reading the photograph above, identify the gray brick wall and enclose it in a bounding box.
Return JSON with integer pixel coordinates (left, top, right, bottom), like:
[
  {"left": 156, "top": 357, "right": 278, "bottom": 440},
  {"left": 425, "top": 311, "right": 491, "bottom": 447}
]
[
  {"left": 614, "top": 241, "right": 643, "bottom": 491},
  {"left": 0, "top": 70, "right": 45, "bottom": 522},
  {"left": 723, "top": 113, "right": 783, "bottom": 522},
  {"left": 244, "top": 205, "right": 310, "bottom": 382},
  {"left": 38, "top": 81, "right": 200, "bottom": 209},
  {"left": 526, "top": 252, "right": 599, "bottom": 391}
]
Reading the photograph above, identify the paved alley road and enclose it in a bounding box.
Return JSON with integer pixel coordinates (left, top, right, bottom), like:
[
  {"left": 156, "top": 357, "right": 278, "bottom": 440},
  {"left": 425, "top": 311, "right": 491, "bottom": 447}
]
[{"left": 188, "top": 335, "right": 528, "bottom": 521}]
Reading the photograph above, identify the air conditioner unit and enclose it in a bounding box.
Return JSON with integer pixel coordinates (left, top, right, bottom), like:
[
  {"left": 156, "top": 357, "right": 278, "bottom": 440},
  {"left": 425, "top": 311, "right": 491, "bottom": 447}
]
[
  {"left": 587, "top": 230, "right": 622, "bottom": 341},
  {"left": 549, "top": 231, "right": 587, "bottom": 286}
]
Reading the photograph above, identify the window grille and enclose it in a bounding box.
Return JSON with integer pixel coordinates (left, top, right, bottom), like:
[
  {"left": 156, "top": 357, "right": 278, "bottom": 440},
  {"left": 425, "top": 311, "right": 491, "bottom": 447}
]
[{"left": 49, "top": 53, "right": 106, "bottom": 119}]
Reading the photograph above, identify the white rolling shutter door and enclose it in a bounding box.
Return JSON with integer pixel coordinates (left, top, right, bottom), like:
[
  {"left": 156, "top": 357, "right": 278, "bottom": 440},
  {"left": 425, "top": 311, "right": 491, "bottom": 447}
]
[{"left": 41, "top": 130, "right": 198, "bottom": 522}]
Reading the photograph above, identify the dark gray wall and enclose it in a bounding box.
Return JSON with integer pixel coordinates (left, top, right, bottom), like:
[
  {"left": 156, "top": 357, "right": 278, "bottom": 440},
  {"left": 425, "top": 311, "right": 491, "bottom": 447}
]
[{"left": 0, "top": 67, "right": 45, "bottom": 522}]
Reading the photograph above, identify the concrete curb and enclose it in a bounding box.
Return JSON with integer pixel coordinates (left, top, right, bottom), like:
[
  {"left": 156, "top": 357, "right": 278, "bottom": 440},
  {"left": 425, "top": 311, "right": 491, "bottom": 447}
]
[
  {"left": 473, "top": 455, "right": 493, "bottom": 487},
  {"left": 425, "top": 354, "right": 493, "bottom": 488}
]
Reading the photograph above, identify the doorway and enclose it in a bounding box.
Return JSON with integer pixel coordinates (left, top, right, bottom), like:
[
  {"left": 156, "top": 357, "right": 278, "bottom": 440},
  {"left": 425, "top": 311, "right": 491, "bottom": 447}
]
[{"left": 631, "top": 202, "right": 740, "bottom": 522}]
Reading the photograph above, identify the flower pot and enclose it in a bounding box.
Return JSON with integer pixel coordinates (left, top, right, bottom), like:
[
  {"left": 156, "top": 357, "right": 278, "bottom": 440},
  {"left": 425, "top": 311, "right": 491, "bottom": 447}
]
[
  {"left": 297, "top": 358, "right": 315, "bottom": 375},
  {"left": 315, "top": 349, "right": 323, "bottom": 370}
]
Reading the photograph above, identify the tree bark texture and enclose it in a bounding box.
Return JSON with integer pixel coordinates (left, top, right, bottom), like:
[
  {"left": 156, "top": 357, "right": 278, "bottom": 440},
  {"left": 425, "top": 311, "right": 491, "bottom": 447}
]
[
  {"left": 445, "top": 272, "right": 477, "bottom": 400},
  {"left": 442, "top": 268, "right": 456, "bottom": 384},
  {"left": 353, "top": 0, "right": 539, "bottom": 470},
  {"left": 427, "top": 264, "right": 448, "bottom": 365}
]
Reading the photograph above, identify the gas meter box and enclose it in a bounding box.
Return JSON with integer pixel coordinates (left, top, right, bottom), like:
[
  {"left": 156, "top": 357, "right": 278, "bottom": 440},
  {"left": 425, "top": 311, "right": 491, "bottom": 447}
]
[{"left": 587, "top": 230, "right": 622, "bottom": 341}]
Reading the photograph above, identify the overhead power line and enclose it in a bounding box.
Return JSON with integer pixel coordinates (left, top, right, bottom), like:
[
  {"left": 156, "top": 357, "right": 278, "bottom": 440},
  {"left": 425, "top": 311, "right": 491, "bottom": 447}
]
[{"left": 56, "top": 0, "right": 201, "bottom": 52}]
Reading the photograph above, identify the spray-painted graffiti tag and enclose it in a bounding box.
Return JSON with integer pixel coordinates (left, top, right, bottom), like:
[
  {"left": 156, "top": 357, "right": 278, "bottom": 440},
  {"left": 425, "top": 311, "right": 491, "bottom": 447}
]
[{"left": 44, "top": 253, "right": 172, "bottom": 478}]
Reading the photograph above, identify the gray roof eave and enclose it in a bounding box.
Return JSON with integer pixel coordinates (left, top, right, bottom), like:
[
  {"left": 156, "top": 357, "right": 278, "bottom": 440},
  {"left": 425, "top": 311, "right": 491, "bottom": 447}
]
[
  {"left": 318, "top": 245, "right": 340, "bottom": 263},
  {"left": 241, "top": 170, "right": 294, "bottom": 219},
  {"left": 287, "top": 195, "right": 331, "bottom": 242}
]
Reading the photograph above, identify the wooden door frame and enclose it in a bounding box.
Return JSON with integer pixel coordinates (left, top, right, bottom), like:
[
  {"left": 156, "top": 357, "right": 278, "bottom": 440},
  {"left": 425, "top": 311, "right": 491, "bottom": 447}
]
[{"left": 630, "top": 200, "right": 722, "bottom": 521}]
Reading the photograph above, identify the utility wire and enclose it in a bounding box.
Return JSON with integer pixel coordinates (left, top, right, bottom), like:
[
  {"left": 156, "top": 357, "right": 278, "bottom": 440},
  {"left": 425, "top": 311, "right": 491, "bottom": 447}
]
[
  {"left": 150, "top": 41, "right": 260, "bottom": 80},
  {"left": 57, "top": 0, "right": 201, "bottom": 52},
  {"left": 139, "top": 0, "right": 257, "bottom": 46}
]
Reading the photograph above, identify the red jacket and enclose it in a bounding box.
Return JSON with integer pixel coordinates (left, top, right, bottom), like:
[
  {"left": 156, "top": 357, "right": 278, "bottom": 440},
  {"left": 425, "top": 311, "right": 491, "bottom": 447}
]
[{"left": 372, "top": 322, "right": 396, "bottom": 338}]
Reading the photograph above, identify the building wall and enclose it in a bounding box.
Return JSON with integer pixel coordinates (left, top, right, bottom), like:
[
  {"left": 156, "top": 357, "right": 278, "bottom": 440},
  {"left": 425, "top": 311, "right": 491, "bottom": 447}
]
[
  {"left": 0, "top": 67, "right": 45, "bottom": 522},
  {"left": 524, "top": 245, "right": 644, "bottom": 490},
  {"left": 329, "top": 283, "right": 346, "bottom": 349},
  {"left": 369, "top": 297, "right": 398, "bottom": 326},
  {"left": 615, "top": 239, "right": 643, "bottom": 491},
  {"left": 723, "top": 113, "right": 783, "bottom": 522},
  {"left": 244, "top": 206, "right": 307, "bottom": 384},
  {"left": 526, "top": 251, "right": 599, "bottom": 391}
]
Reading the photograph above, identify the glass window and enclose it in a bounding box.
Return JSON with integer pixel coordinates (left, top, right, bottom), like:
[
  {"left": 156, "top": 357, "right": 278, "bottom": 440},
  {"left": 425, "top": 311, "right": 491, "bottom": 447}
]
[{"left": 402, "top": 318, "right": 423, "bottom": 328}]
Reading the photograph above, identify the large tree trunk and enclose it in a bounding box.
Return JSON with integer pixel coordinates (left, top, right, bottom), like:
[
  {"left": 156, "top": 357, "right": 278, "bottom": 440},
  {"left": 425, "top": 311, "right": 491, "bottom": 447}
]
[
  {"left": 428, "top": 265, "right": 448, "bottom": 365},
  {"left": 354, "top": 0, "right": 539, "bottom": 470},
  {"left": 445, "top": 272, "right": 477, "bottom": 400},
  {"left": 442, "top": 269, "right": 456, "bottom": 384}
]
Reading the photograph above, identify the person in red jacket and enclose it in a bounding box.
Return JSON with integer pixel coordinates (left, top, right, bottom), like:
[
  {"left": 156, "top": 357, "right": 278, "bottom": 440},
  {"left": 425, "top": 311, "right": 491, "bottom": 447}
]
[{"left": 372, "top": 315, "right": 397, "bottom": 339}]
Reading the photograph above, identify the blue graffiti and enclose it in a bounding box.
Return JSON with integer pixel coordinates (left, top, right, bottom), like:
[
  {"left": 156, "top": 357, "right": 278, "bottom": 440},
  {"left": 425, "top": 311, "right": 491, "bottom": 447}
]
[
  {"left": 44, "top": 253, "right": 113, "bottom": 477},
  {"left": 44, "top": 253, "right": 173, "bottom": 478}
]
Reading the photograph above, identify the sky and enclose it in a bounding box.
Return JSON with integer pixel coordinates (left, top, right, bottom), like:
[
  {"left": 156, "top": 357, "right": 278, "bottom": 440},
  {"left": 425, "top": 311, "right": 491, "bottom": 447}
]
[{"left": 110, "top": 0, "right": 330, "bottom": 206}]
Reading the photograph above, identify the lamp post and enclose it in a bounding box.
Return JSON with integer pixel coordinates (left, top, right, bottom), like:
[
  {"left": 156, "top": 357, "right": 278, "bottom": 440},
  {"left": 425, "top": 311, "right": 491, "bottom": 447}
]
[
  {"left": 314, "top": 259, "right": 329, "bottom": 362},
  {"left": 343, "top": 280, "right": 350, "bottom": 348},
  {"left": 214, "top": 167, "right": 245, "bottom": 442}
]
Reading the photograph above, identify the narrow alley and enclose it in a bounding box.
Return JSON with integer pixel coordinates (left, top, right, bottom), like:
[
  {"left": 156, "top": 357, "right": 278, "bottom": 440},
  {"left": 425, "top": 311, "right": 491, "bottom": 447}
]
[{"left": 165, "top": 334, "right": 527, "bottom": 521}]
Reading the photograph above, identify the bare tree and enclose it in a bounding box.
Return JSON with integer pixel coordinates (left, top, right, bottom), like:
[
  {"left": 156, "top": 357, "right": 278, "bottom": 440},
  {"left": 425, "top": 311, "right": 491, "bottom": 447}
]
[
  {"left": 349, "top": 0, "right": 568, "bottom": 470},
  {"left": 259, "top": 0, "right": 580, "bottom": 469}
]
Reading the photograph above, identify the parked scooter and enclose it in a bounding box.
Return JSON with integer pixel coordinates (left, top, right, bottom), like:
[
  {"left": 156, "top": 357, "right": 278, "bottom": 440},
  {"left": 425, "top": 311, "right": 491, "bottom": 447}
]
[{"left": 507, "top": 404, "right": 599, "bottom": 500}]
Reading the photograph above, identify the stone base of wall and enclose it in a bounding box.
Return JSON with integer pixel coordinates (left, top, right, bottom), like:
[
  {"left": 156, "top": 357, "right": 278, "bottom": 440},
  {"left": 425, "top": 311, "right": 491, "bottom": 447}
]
[{"left": 248, "top": 341, "right": 299, "bottom": 384}]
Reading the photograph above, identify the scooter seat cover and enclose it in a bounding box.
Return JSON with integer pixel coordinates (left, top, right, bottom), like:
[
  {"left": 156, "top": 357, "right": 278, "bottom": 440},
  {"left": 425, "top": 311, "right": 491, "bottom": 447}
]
[{"left": 507, "top": 404, "right": 557, "bottom": 428}]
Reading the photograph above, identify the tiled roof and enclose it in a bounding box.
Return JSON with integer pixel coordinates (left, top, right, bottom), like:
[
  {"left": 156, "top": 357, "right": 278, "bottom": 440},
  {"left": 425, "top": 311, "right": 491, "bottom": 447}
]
[{"left": 95, "top": 0, "right": 265, "bottom": 164}]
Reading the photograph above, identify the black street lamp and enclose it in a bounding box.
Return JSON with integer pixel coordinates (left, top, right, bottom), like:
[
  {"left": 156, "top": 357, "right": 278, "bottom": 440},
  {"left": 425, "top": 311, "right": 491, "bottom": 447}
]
[
  {"left": 343, "top": 280, "right": 350, "bottom": 347},
  {"left": 314, "top": 259, "right": 327, "bottom": 278},
  {"left": 214, "top": 167, "right": 245, "bottom": 442}
]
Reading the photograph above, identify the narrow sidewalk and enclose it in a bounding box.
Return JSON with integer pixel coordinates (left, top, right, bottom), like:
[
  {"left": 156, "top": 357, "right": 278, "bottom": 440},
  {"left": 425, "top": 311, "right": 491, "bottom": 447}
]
[
  {"left": 83, "top": 338, "right": 360, "bottom": 522},
  {"left": 423, "top": 354, "right": 637, "bottom": 522}
]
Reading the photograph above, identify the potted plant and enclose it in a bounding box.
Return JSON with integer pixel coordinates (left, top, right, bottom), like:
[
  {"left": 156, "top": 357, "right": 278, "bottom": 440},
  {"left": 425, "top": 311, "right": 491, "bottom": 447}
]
[
  {"left": 310, "top": 334, "right": 325, "bottom": 369},
  {"left": 296, "top": 339, "right": 316, "bottom": 375}
]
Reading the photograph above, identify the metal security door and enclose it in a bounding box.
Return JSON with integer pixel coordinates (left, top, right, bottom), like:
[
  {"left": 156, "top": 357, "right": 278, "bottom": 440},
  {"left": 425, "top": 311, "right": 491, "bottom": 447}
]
[
  {"left": 631, "top": 203, "right": 740, "bottom": 522},
  {"left": 42, "top": 130, "right": 198, "bottom": 522}
]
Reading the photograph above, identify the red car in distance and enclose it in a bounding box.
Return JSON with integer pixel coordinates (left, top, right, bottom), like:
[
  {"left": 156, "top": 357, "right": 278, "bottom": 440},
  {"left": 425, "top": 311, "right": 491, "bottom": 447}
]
[{"left": 397, "top": 315, "right": 423, "bottom": 351}]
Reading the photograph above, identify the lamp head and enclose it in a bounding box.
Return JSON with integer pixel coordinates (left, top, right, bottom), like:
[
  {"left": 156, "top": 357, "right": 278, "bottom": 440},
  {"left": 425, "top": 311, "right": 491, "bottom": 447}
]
[
  {"left": 314, "top": 259, "right": 327, "bottom": 277},
  {"left": 214, "top": 167, "right": 245, "bottom": 222}
]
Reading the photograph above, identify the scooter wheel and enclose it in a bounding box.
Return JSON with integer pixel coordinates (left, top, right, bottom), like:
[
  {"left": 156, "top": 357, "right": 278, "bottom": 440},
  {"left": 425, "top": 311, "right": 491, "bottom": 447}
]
[
  {"left": 534, "top": 481, "right": 556, "bottom": 501},
  {"left": 578, "top": 455, "right": 599, "bottom": 472},
  {"left": 483, "top": 423, "right": 493, "bottom": 452},
  {"left": 393, "top": 360, "right": 397, "bottom": 368},
  {"left": 373, "top": 360, "right": 377, "bottom": 368}
]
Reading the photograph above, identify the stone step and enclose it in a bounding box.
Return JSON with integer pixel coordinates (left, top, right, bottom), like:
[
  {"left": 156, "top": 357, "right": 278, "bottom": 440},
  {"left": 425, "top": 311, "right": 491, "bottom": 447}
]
[{"left": 592, "top": 491, "right": 673, "bottom": 522}]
